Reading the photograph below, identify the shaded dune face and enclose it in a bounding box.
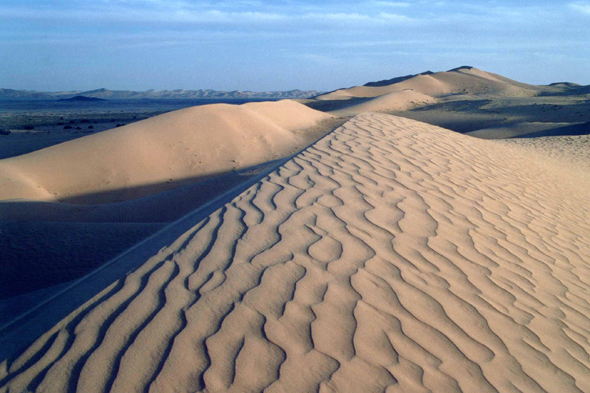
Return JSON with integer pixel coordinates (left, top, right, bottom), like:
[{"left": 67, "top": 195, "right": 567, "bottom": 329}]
[{"left": 2, "top": 114, "right": 590, "bottom": 393}]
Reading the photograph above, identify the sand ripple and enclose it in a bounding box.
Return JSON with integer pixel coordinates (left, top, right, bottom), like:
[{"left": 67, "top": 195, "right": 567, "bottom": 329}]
[{"left": 2, "top": 113, "right": 590, "bottom": 393}]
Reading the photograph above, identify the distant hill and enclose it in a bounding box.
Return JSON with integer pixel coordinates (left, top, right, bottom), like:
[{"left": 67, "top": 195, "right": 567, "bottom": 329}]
[
  {"left": 0, "top": 88, "right": 321, "bottom": 101},
  {"left": 58, "top": 95, "right": 106, "bottom": 102},
  {"left": 0, "top": 89, "right": 56, "bottom": 100}
]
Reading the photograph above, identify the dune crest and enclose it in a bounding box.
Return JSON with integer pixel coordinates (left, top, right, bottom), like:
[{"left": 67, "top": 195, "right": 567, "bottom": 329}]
[
  {"left": 329, "top": 90, "right": 437, "bottom": 117},
  {"left": 0, "top": 100, "right": 332, "bottom": 205},
  {"left": 2, "top": 113, "right": 589, "bottom": 393},
  {"left": 312, "top": 66, "right": 546, "bottom": 118},
  {"left": 316, "top": 66, "right": 540, "bottom": 102}
]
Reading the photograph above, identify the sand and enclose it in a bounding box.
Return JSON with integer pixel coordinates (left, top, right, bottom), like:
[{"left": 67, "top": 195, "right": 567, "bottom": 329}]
[
  {"left": 0, "top": 100, "right": 333, "bottom": 205},
  {"left": 2, "top": 113, "right": 590, "bottom": 392},
  {"left": 305, "top": 67, "right": 590, "bottom": 136},
  {"left": 328, "top": 90, "right": 436, "bottom": 118},
  {"left": 0, "top": 159, "right": 291, "bottom": 300},
  {"left": 0, "top": 100, "right": 341, "bottom": 305},
  {"left": 315, "top": 66, "right": 541, "bottom": 102}
]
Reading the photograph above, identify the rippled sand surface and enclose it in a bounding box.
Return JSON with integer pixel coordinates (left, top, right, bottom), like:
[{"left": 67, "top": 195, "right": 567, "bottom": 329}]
[{"left": 2, "top": 113, "right": 590, "bottom": 393}]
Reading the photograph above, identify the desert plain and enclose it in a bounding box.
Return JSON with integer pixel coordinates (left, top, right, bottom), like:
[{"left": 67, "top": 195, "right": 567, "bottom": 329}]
[{"left": 1, "top": 66, "right": 590, "bottom": 392}]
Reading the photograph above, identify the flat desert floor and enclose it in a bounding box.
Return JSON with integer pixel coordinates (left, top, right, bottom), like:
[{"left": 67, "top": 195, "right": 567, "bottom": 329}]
[{"left": 2, "top": 113, "right": 590, "bottom": 393}]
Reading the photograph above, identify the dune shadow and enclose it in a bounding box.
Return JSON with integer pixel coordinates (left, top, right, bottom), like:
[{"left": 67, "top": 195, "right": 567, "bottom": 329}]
[
  {"left": 0, "top": 221, "right": 164, "bottom": 300},
  {"left": 0, "top": 150, "right": 293, "bottom": 361},
  {"left": 1, "top": 159, "right": 284, "bottom": 222},
  {"left": 0, "top": 159, "right": 285, "bottom": 304},
  {"left": 55, "top": 170, "right": 249, "bottom": 206},
  {"left": 510, "top": 122, "right": 590, "bottom": 138},
  {"left": 388, "top": 98, "right": 590, "bottom": 134},
  {"left": 303, "top": 97, "right": 373, "bottom": 113}
]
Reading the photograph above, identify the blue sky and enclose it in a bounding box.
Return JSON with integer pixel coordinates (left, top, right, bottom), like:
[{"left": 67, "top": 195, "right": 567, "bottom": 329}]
[{"left": 1, "top": 0, "right": 589, "bottom": 91}]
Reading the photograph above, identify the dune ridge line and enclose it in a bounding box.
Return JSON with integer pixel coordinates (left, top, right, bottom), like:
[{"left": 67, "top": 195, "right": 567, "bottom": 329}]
[{"left": 1, "top": 113, "right": 590, "bottom": 393}]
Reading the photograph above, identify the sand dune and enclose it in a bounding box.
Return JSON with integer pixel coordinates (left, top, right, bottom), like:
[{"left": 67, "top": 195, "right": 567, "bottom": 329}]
[
  {"left": 2, "top": 113, "right": 590, "bottom": 392},
  {"left": 0, "top": 159, "right": 283, "bottom": 224},
  {"left": 316, "top": 66, "right": 540, "bottom": 101},
  {"left": 0, "top": 102, "right": 339, "bottom": 303},
  {"left": 329, "top": 90, "right": 436, "bottom": 117},
  {"left": 0, "top": 100, "right": 332, "bottom": 205},
  {"left": 466, "top": 121, "right": 590, "bottom": 140},
  {"left": 0, "top": 160, "right": 287, "bottom": 300},
  {"left": 466, "top": 122, "right": 576, "bottom": 139},
  {"left": 0, "top": 221, "right": 163, "bottom": 299},
  {"left": 308, "top": 66, "right": 553, "bottom": 121},
  {"left": 500, "top": 134, "right": 590, "bottom": 175}
]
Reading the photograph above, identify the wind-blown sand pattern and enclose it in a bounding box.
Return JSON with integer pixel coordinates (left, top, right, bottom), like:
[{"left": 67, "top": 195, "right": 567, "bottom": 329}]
[{"left": 2, "top": 113, "right": 590, "bottom": 393}]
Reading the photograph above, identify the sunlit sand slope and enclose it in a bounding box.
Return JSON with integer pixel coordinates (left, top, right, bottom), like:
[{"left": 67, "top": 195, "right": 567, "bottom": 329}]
[
  {"left": 2, "top": 113, "right": 590, "bottom": 393},
  {"left": 0, "top": 100, "right": 332, "bottom": 204},
  {"left": 329, "top": 90, "right": 436, "bottom": 117},
  {"left": 317, "top": 66, "right": 540, "bottom": 101}
]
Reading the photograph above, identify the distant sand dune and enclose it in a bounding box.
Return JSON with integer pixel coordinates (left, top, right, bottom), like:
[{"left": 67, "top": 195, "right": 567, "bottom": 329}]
[
  {"left": 329, "top": 90, "right": 436, "bottom": 117},
  {"left": 0, "top": 100, "right": 332, "bottom": 205},
  {"left": 2, "top": 113, "right": 590, "bottom": 392},
  {"left": 316, "top": 67, "right": 540, "bottom": 102}
]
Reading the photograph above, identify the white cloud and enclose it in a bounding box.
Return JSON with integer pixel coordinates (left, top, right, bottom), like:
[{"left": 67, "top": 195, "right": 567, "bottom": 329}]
[
  {"left": 378, "top": 12, "right": 413, "bottom": 22},
  {"left": 570, "top": 2, "right": 590, "bottom": 14},
  {"left": 368, "top": 1, "right": 410, "bottom": 7},
  {"left": 0, "top": 29, "right": 298, "bottom": 48},
  {"left": 294, "top": 53, "right": 344, "bottom": 66},
  {"left": 301, "top": 11, "right": 416, "bottom": 25},
  {"left": 0, "top": 6, "right": 288, "bottom": 24},
  {"left": 310, "top": 39, "right": 427, "bottom": 48},
  {"left": 0, "top": 3, "right": 417, "bottom": 26},
  {"left": 304, "top": 12, "right": 373, "bottom": 22}
]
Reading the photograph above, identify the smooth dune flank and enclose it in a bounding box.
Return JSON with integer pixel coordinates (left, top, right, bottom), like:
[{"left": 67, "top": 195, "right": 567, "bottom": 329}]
[
  {"left": 0, "top": 100, "right": 332, "bottom": 204},
  {"left": 309, "top": 66, "right": 552, "bottom": 118},
  {"left": 329, "top": 90, "right": 436, "bottom": 117},
  {"left": 316, "top": 66, "right": 539, "bottom": 102},
  {"left": 2, "top": 113, "right": 590, "bottom": 392}
]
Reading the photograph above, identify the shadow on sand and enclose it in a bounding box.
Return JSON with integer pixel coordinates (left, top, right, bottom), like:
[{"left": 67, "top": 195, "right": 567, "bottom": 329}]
[
  {"left": 512, "top": 121, "right": 590, "bottom": 138},
  {"left": 0, "top": 159, "right": 284, "bottom": 302}
]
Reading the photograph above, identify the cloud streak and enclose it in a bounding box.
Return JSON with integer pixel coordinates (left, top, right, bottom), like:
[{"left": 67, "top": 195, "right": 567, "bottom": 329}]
[
  {"left": 1, "top": 0, "right": 589, "bottom": 90},
  {"left": 0, "top": 4, "right": 417, "bottom": 26},
  {"left": 570, "top": 2, "right": 590, "bottom": 14}
]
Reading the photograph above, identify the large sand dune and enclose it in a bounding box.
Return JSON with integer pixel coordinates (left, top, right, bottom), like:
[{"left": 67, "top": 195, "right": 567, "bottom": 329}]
[
  {"left": 307, "top": 66, "right": 565, "bottom": 119},
  {"left": 0, "top": 100, "right": 332, "bottom": 205},
  {"left": 316, "top": 66, "right": 541, "bottom": 102},
  {"left": 2, "top": 113, "right": 590, "bottom": 392},
  {"left": 308, "top": 67, "right": 590, "bottom": 137},
  {"left": 0, "top": 102, "right": 341, "bottom": 304}
]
